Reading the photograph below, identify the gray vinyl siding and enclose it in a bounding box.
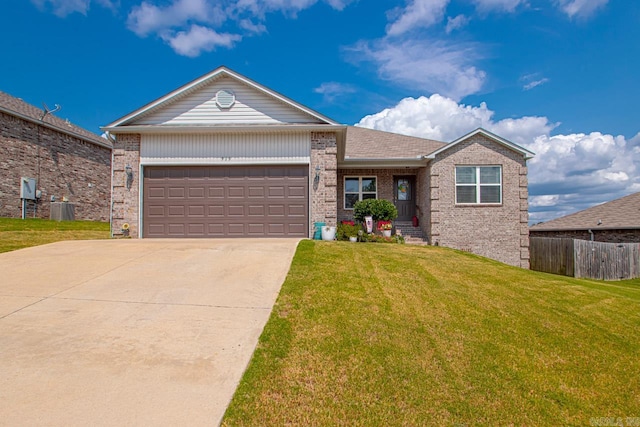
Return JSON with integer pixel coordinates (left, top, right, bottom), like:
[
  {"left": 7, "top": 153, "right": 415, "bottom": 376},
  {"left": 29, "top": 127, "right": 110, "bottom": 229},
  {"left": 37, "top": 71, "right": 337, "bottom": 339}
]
[{"left": 140, "top": 133, "right": 311, "bottom": 165}]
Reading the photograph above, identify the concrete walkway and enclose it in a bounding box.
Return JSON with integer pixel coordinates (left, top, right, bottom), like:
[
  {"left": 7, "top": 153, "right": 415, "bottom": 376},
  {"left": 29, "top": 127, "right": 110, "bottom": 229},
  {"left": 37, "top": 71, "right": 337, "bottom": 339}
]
[{"left": 0, "top": 239, "right": 300, "bottom": 426}]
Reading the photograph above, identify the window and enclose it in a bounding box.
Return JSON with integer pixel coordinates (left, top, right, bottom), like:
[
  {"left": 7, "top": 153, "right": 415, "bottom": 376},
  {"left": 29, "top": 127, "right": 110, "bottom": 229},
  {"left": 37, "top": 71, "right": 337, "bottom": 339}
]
[
  {"left": 344, "top": 177, "right": 377, "bottom": 209},
  {"left": 455, "top": 166, "right": 502, "bottom": 204}
]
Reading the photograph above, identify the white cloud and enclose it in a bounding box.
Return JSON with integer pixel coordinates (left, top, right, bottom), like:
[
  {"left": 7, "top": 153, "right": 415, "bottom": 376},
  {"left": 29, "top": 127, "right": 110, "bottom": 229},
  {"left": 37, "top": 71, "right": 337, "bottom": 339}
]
[
  {"left": 163, "top": 25, "right": 241, "bottom": 57},
  {"left": 314, "top": 82, "right": 357, "bottom": 102},
  {"left": 347, "top": 38, "right": 486, "bottom": 101},
  {"left": 356, "top": 94, "right": 640, "bottom": 223},
  {"left": 238, "top": 19, "right": 267, "bottom": 34},
  {"left": 30, "top": 0, "right": 117, "bottom": 16},
  {"left": 445, "top": 14, "right": 470, "bottom": 33},
  {"left": 386, "top": 0, "right": 450, "bottom": 36},
  {"left": 325, "top": 0, "right": 352, "bottom": 10},
  {"left": 529, "top": 195, "right": 560, "bottom": 207},
  {"left": 233, "top": 0, "right": 354, "bottom": 17},
  {"left": 556, "top": 0, "right": 609, "bottom": 19},
  {"left": 124, "top": 0, "right": 353, "bottom": 56},
  {"left": 356, "top": 94, "right": 555, "bottom": 143},
  {"left": 234, "top": 0, "right": 317, "bottom": 18},
  {"left": 472, "top": 0, "right": 525, "bottom": 13},
  {"left": 127, "top": 0, "right": 223, "bottom": 36},
  {"left": 523, "top": 78, "right": 549, "bottom": 90}
]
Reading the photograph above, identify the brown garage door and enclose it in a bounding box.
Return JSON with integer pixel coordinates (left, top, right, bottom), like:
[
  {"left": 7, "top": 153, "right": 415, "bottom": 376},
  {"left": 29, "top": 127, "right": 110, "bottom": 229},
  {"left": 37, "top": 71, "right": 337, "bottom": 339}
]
[{"left": 143, "top": 165, "right": 308, "bottom": 238}]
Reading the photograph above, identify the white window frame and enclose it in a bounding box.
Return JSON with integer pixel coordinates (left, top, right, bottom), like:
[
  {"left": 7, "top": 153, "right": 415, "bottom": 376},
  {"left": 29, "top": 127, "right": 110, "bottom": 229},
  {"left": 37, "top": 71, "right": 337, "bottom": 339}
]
[
  {"left": 344, "top": 176, "right": 377, "bottom": 210},
  {"left": 455, "top": 165, "right": 502, "bottom": 205}
]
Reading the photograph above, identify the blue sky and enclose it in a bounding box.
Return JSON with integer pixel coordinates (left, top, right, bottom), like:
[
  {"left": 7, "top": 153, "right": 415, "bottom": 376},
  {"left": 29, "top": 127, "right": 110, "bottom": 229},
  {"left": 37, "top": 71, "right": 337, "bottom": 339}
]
[{"left": 2, "top": 0, "right": 639, "bottom": 223}]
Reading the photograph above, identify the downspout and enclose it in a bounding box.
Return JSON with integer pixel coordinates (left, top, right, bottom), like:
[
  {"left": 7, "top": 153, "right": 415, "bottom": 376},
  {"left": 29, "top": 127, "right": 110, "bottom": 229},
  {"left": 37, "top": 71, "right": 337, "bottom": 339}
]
[
  {"left": 588, "top": 229, "right": 594, "bottom": 241},
  {"left": 106, "top": 131, "right": 116, "bottom": 238}
]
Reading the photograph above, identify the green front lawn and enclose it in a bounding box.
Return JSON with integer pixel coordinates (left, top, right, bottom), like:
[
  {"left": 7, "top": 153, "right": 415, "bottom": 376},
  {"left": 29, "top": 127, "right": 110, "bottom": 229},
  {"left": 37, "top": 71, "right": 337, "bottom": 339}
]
[
  {"left": 0, "top": 218, "right": 110, "bottom": 253},
  {"left": 223, "top": 241, "right": 640, "bottom": 426}
]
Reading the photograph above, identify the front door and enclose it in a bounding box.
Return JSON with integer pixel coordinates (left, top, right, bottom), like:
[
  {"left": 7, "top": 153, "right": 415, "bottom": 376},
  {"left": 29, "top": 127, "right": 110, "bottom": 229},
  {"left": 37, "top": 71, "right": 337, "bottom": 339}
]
[{"left": 393, "top": 176, "right": 416, "bottom": 221}]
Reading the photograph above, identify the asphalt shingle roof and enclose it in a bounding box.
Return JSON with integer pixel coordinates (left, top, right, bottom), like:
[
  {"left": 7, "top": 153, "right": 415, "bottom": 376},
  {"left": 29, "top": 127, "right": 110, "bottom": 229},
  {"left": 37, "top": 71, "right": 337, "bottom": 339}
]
[
  {"left": 0, "top": 91, "right": 111, "bottom": 148},
  {"left": 530, "top": 192, "right": 640, "bottom": 231},
  {"left": 345, "top": 126, "right": 446, "bottom": 159}
]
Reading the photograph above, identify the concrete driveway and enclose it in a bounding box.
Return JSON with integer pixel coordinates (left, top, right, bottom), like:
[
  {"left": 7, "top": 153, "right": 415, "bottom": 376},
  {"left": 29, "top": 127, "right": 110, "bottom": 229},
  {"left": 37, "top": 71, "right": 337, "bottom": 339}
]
[{"left": 0, "top": 238, "right": 300, "bottom": 426}]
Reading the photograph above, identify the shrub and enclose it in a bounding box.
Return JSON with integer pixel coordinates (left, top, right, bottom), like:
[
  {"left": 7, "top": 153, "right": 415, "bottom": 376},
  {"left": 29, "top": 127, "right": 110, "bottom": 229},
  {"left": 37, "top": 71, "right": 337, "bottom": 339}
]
[
  {"left": 359, "top": 233, "right": 405, "bottom": 244},
  {"left": 353, "top": 199, "right": 398, "bottom": 223},
  {"left": 337, "top": 223, "right": 362, "bottom": 241}
]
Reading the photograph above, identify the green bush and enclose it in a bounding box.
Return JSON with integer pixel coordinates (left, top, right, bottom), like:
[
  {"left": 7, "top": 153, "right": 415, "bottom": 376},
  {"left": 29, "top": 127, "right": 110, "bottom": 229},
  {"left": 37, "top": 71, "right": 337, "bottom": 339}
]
[
  {"left": 337, "top": 223, "right": 362, "bottom": 240},
  {"left": 360, "top": 233, "right": 405, "bottom": 244},
  {"left": 353, "top": 199, "right": 398, "bottom": 223}
]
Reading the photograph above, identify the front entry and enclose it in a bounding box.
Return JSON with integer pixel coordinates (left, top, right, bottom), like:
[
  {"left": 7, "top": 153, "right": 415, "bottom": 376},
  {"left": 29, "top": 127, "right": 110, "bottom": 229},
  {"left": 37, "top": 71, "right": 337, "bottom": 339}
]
[{"left": 393, "top": 176, "right": 416, "bottom": 221}]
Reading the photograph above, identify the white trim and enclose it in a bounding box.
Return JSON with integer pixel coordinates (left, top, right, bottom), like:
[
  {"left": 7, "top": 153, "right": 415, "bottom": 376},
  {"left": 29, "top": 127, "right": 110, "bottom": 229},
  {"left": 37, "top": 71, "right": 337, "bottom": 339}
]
[
  {"left": 339, "top": 158, "right": 428, "bottom": 169},
  {"left": 343, "top": 175, "right": 378, "bottom": 210},
  {"left": 103, "top": 124, "right": 346, "bottom": 134},
  {"left": 455, "top": 165, "right": 502, "bottom": 205},
  {"left": 109, "top": 150, "right": 114, "bottom": 237},
  {"left": 426, "top": 128, "right": 534, "bottom": 160},
  {"left": 139, "top": 157, "right": 310, "bottom": 166},
  {"left": 138, "top": 163, "right": 143, "bottom": 238},
  {"left": 138, "top": 163, "right": 311, "bottom": 239}
]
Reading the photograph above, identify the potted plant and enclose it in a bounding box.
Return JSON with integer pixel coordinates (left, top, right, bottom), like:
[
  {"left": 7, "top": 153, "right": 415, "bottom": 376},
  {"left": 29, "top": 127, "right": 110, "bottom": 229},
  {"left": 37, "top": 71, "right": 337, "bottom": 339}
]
[
  {"left": 121, "top": 222, "right": 130, "bottom": 237},
  {"left": 321, "top": 225, "right": 336, "bottom": 241},
  {"left": 337, "top": 222, "right": 361, "bottom": 242},
  {"left": 377, "top": 220, "right": 393, "bottom": 237}
]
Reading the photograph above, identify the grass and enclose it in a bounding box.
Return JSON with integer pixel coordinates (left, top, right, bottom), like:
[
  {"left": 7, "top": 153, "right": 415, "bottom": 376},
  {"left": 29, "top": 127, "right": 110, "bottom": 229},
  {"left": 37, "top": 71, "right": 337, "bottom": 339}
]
[
  {"left": 0, "top": 217, "right": 110, "bottom": 253},
  {"left": 223, "top": 241, "right": 640, "bottom": 426}
]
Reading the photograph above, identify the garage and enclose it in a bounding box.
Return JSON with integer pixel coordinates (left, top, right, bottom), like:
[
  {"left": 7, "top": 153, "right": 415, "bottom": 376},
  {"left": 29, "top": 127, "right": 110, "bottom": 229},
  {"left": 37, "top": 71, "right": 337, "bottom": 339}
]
[{"left": 143, "top": 165, "right": 309, "bottom": 238}]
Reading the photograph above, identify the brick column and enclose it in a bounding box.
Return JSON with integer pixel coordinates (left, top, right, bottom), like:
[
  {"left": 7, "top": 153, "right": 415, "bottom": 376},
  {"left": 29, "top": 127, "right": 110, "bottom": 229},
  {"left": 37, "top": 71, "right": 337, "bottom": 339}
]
[
  {"left": 310, "top": 132, "right": 338, "bottom": 231},
  {"left": 519, "top": 165, "right": 530, "bottom": 268},
  {"left": 111, "top": 134, "right": 141, "bottom": 238}
]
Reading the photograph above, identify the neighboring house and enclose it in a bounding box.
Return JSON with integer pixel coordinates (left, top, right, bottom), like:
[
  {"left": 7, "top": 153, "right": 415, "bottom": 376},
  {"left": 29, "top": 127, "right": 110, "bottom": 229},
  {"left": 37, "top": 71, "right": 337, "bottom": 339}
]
[
  {"left": 530, "top": 192, "right": 640, "bottom": 243},
  {"left": 103, "top": 67, "right": 533, "bottom": 268},
  {"left": 0, "top": 91, "right": 112, "bottom": 221}
]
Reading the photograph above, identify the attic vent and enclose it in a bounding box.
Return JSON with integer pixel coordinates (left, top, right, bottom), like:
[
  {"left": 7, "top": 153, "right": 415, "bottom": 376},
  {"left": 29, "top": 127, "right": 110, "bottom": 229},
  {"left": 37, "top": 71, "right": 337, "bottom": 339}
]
[{"left": 215, "top": 89, "right": 235, "bottom": 109}]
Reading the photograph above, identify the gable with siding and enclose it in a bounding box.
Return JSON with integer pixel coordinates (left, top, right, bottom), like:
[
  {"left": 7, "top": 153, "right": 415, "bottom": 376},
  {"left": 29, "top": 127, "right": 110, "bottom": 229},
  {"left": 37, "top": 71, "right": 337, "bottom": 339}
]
[
  {"left": 106, "top": 67, "right": 337, "bottom": 129},
  {"left": 133, "top": 75, "right": 322, "bottom": 126}
]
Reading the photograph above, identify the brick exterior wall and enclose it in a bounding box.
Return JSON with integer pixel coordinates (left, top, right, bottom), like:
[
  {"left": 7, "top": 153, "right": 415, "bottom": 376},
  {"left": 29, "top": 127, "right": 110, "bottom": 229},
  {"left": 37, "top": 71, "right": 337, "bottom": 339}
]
[
  {"left": 428, "top": 134, "right": 530, "bottom": 268},
  {"left": 112, "top": 132, "right": 337, "bottom": 238},
  {"left": 311, "top": 132, "right": 338, "bottom": 230},
  {"left": 530, "top": 229, "right": 640, "bottom": 243},
  {"left": 0, "top": 111, "right": 111, "bottom": 221},
  {"left": 416, "top": 167, "right": 430, "bottom": 236},
  {"left": 337, "top": 168, "right": 419, "bottom": 223},
  {"left": 111, "top": 134, "right": 140, "bottom": 237}
]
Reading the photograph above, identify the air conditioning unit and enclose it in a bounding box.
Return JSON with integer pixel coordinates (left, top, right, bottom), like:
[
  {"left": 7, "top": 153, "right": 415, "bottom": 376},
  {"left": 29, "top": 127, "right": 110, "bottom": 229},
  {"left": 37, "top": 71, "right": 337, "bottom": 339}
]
[{"left": 50, "top": 202, "right": 75, "bottom": 221}]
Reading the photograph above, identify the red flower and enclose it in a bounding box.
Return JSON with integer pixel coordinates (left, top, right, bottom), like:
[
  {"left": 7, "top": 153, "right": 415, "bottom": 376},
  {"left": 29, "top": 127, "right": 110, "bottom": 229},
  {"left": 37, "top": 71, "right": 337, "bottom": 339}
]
[{"left": 377, "top": 221, "right": 392, "bottom": 230}]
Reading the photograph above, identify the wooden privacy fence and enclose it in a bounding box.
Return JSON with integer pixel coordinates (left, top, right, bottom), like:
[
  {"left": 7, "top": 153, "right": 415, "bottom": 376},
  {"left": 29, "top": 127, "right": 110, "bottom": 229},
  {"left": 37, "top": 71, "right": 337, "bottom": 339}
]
[{"left": 530, "top": 237, "right": 640, "bottom": 280}]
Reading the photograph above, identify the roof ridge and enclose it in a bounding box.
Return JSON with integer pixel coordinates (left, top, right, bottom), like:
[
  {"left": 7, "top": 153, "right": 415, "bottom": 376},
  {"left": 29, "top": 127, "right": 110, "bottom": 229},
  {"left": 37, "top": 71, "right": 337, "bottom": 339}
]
[
  {"left": 0, "top": 91, "right": 110, "bottom": 148},
  {"left": 530, "top": 191, "right": 640, "bottom": 231}
]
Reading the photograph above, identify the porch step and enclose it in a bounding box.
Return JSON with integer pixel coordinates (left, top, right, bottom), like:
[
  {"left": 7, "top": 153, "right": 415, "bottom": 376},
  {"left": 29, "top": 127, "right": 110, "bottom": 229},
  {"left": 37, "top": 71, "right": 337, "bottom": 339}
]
[{"left": 394, "top": 221, "right": 428, "bottom": 244}]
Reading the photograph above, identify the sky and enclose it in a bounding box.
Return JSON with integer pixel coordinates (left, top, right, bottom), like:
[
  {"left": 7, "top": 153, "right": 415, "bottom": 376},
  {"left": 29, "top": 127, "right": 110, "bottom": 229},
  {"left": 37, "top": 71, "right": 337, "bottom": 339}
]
[{"left": 2, "top": 0, "right": 639, "bottom": 224}]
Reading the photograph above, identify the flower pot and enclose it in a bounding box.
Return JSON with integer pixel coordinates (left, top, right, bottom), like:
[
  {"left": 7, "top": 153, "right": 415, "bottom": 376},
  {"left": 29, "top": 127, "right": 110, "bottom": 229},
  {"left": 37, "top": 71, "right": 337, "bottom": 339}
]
[
  {"left": 382, "top": 230, "right": 392, "bottom": 238},
  {"left": 349, "top": 236, "right": 357, "bottom": 243},
  {"left": 321, "top": 226, "right": 336, "bottom": 241}
]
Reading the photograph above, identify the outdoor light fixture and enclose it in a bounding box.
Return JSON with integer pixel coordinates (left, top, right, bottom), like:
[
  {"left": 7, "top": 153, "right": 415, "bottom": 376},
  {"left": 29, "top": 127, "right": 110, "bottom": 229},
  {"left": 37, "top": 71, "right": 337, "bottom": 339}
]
[
  {"left": 314, "top": 165, "right": 321, "bottom": 183},
  {"left": 125, "top": 165, "right": 134, "bottom": 190}
]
